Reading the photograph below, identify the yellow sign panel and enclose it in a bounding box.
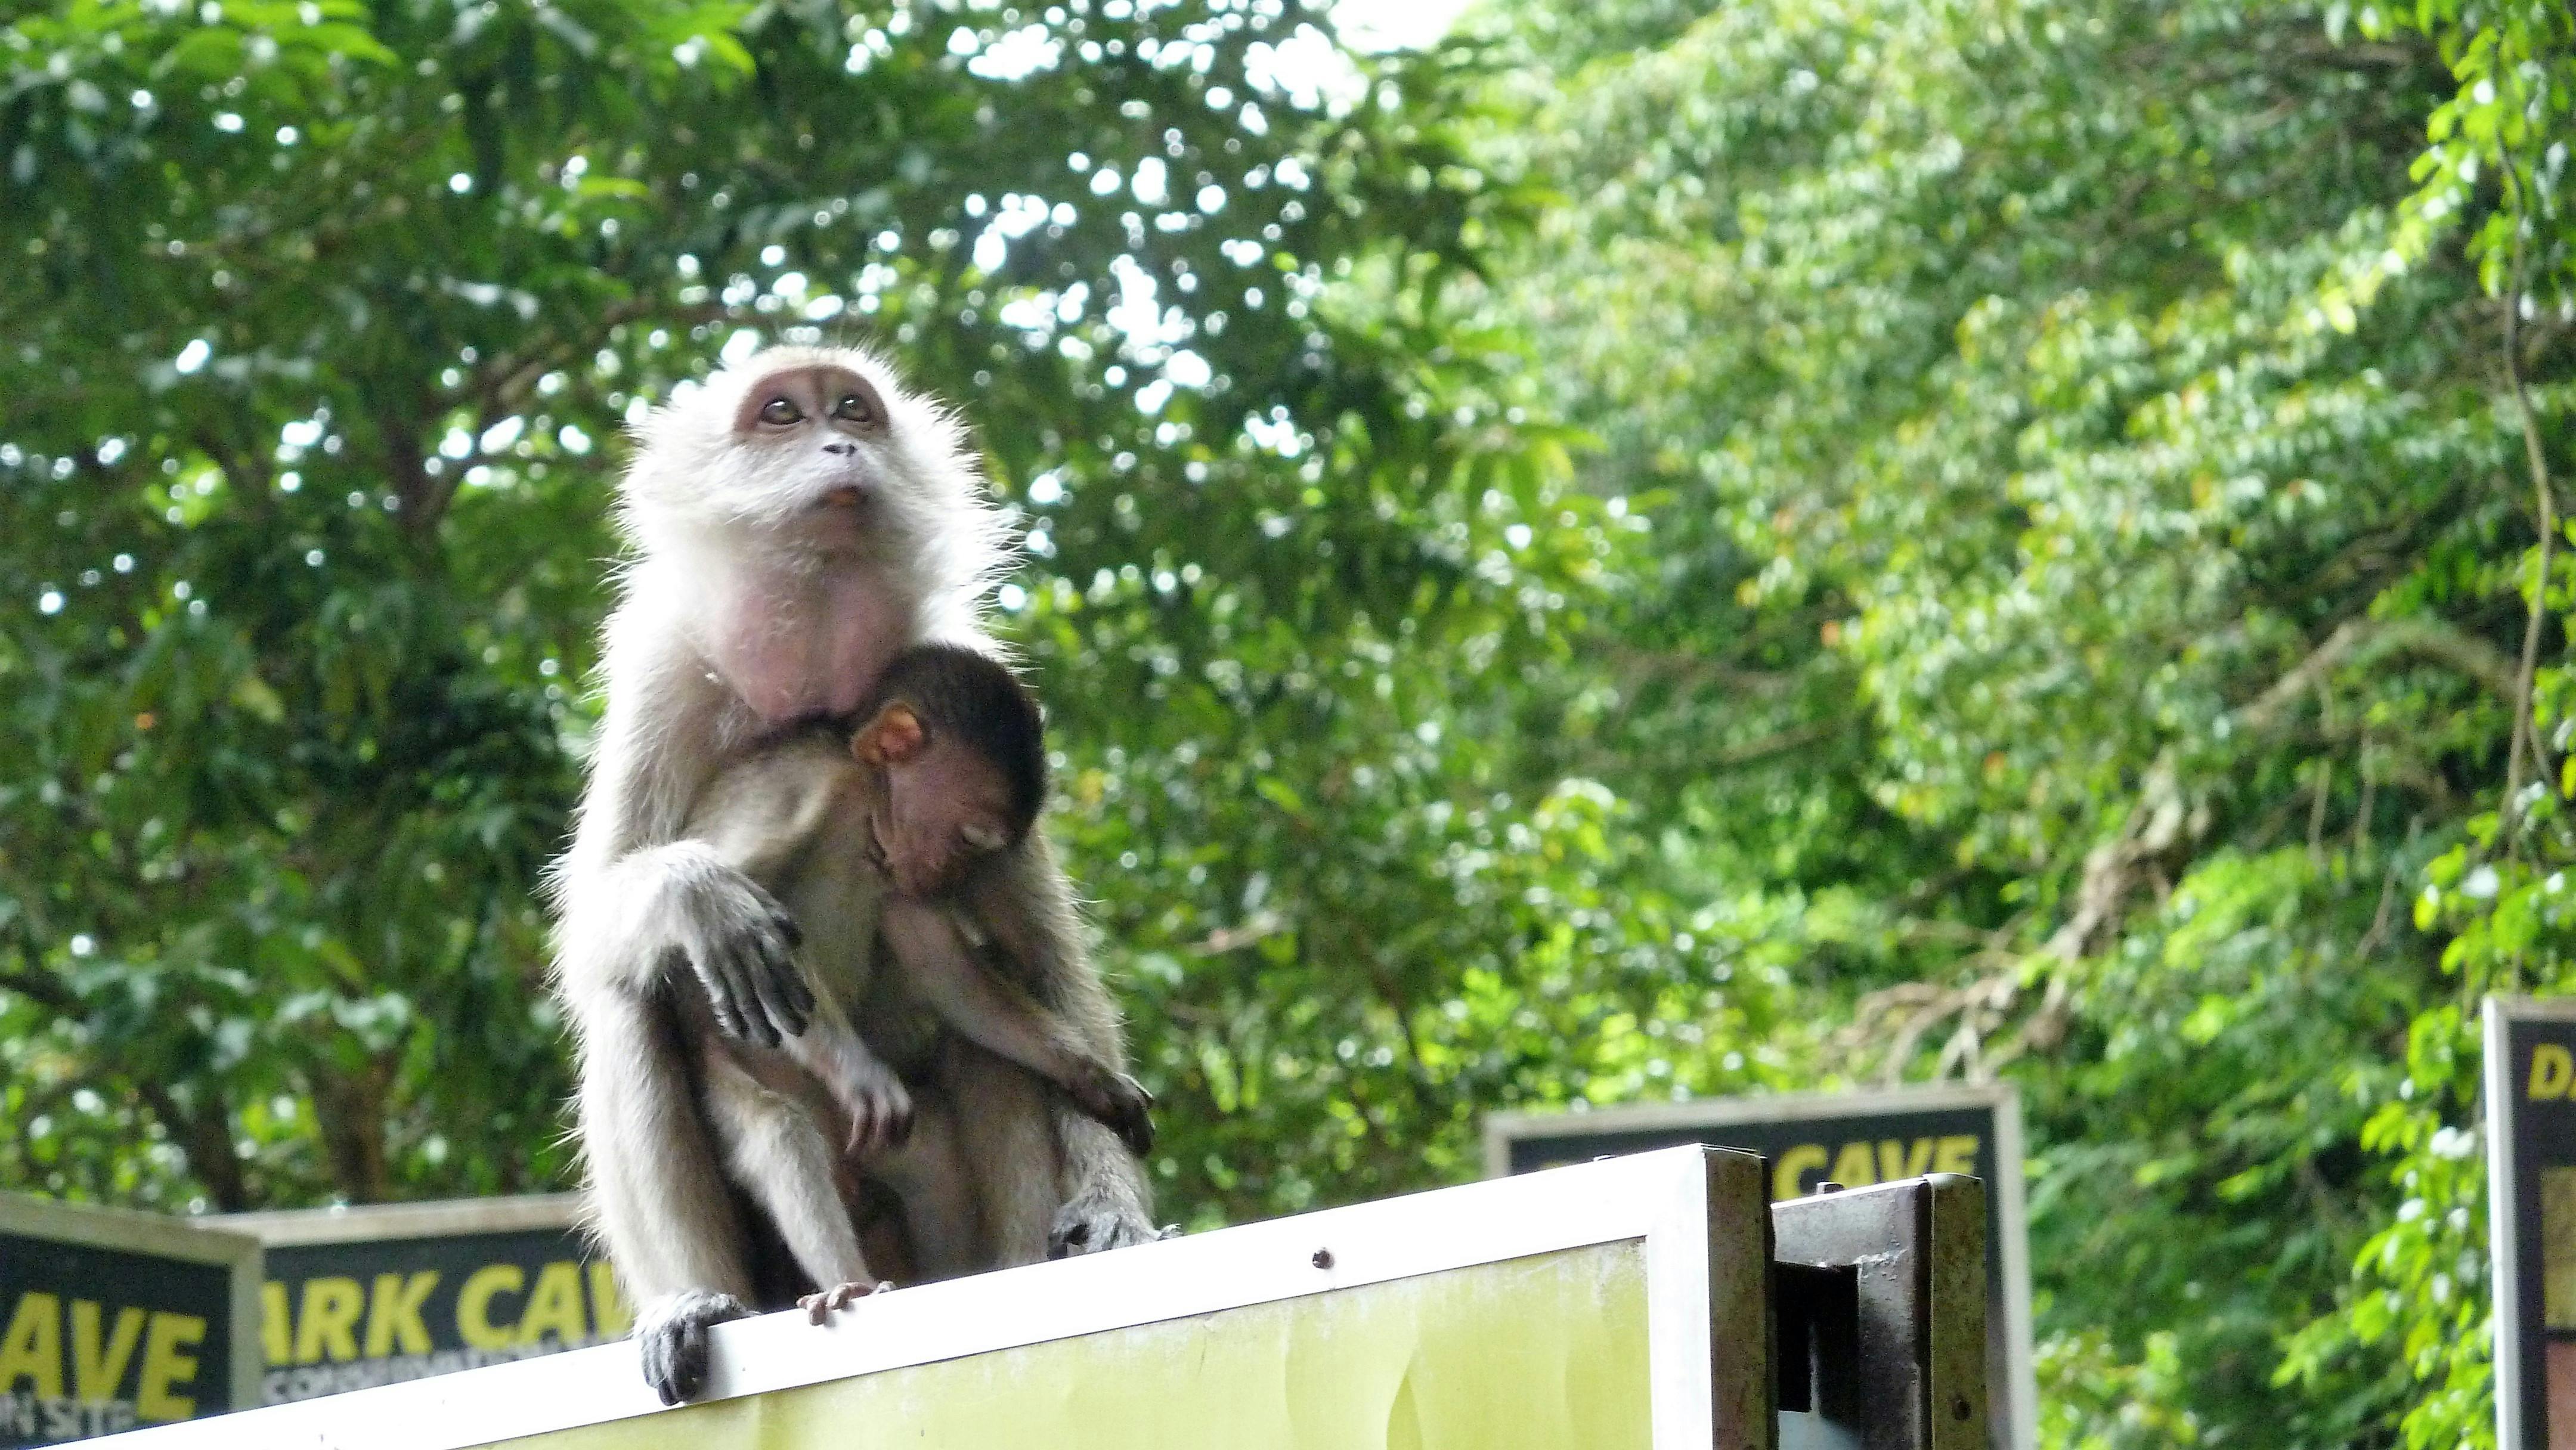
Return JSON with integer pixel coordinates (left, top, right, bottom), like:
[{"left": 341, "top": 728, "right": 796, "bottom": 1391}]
[{"left": 499, "top": 1244, "right": 1649, "bottom": 1450}]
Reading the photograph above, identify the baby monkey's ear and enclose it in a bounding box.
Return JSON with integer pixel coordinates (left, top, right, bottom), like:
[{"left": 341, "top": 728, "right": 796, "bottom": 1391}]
[{"left": 852, "top": 702, "right": 927, "bottom": 766}]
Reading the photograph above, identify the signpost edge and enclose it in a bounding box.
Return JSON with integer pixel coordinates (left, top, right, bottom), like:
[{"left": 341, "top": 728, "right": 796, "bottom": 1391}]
[{"left": 2488, "top": 996, "right": 2525, "bottom": 1450}]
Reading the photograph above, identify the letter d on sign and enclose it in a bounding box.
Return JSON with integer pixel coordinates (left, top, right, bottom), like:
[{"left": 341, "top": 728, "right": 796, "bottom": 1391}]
[{"left": 2532, "top": 1043, "right": 2575, "bottom": 1100}]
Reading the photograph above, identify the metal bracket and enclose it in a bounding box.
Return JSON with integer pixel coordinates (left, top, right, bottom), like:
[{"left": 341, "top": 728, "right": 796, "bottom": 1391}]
[{"left": 1772, "top": 1173, "right": 1988, "bottom": 1450}]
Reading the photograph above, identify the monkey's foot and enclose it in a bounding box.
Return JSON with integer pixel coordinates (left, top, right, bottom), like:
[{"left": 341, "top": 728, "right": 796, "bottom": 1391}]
[
  {"left": 1048, "top": 1182, "right": 1161, "bottom": 1260},
  {"left": 1072, "top": 1068, "right": 1157, "bottom": 1157},
  {"left": 800, "top": 1279, "right": 893, "bottom": 1325},
  {"left": 634, "top": 1288, "right": 751, "bottom": 1406}
]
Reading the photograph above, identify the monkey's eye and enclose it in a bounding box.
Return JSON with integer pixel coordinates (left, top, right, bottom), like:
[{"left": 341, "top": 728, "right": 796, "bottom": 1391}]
[
  {"left": 758, "top": 396, "right": 804, "bottom": 426},
  {"left": 830, "top": 393, "right": 874, "bottom": 425}
]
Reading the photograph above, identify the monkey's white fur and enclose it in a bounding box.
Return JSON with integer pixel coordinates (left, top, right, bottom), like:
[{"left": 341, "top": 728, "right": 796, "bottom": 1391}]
[{"left": 545, "top": 345, "right": 1156, "bottom": 1404}]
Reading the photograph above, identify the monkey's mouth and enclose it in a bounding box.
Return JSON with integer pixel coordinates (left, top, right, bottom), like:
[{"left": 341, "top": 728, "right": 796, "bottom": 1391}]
[{"left": 817, "top": 484, "right": 866, "bottom": 510}]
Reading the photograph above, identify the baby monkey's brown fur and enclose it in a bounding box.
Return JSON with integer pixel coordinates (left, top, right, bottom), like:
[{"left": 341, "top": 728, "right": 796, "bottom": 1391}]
[{"left": 677, "top": 645, "right": 1153, "bottom": 1319}]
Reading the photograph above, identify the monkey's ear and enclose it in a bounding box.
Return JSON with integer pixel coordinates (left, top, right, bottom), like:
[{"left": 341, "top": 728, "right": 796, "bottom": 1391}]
[{"left": 853, "top": 702, "right": 926, "bottom": 765}]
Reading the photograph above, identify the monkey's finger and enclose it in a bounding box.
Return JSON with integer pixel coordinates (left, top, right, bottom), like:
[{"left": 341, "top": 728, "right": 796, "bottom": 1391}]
[
  {"left": 851, "top": 1101, "right": 889, "bottom": 1160},
  {"left": 775, "top": 955, "right": 815, "bottom": 1023},
  {"left": 744, "top": 961, "right": 801, "bottom": 1045},
  {"left": 1114, "top": 1101, "right": 1156, "bottom": 1155},
  {"left": 686, "top": 952, "right": 750, "bottom": 1040},
  {"left": 751, "top": 954, "right": 808, "bottom": 1042},
  {"left": 643, "top": 1328, "right": 682, "bottom": 1406},
  {"left": 736, "top": 928, "right": 805, "bottom": 1039},
  {"left": 721, "top": 945, "right": 784, "bottom": 1047},
  {"left": 764, "top": 924, "right": 815, "bottom": 1028},
  {"left": 674, "top": 1318, "right": 710, "bottom": 1402}
]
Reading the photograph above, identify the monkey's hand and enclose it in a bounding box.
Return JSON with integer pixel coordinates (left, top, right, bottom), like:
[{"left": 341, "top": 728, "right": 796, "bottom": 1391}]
[
  {"left": 838, "top": 1062, "right": 915, "bottom": 1162},
  {"left": 664, "top": 860, "right": 810, "bottom": 1048},
  {"left": 799, "top": 1279, "right": 892, "bottom": 1325},
  {"left": 634, "top": 1288, "right": 751, "bottom": 1406},
  {"left": 1067, "top": 1066, "right": 1156, "bottom": 1157},
  {"left": 1047, "top": 1178, "right": 1162, "bottom": 1260}
]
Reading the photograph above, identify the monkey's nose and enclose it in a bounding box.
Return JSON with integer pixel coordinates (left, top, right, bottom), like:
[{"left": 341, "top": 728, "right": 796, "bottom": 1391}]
[{"left": 823, "top": 441, "right": 857, "bottom": 456}]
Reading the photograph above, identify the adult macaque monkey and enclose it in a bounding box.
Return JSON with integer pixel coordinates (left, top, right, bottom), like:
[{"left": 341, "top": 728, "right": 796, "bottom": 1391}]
[{"left": 547, "top": 346, "right": 1158, "bottom": 1405}]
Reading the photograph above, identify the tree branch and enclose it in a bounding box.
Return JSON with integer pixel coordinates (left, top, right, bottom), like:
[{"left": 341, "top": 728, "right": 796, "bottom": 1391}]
[
  {"left": 2502, "top": 183, "right": 2562, "bottom": 823},
  {"left": 2237, "top": 615, "right": 2520, "bottom": 734},
  {"left": 137, "top": 1082, "right": 248, "bottom": 1213}
]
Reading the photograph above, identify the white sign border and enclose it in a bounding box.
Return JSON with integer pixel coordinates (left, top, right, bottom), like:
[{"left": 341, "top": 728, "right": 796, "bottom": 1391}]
[
  {"left": 86, "top": 1145, "right": 1763, "bottom": 1450},
  {"left": 212, "top": 1193, "right": 580, "bottom": 1248}
]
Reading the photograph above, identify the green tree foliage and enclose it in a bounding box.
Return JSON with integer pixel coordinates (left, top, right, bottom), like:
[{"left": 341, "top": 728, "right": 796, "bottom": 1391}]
[
  {"left": 0, "top": 0, "right": 1690, "bottom": 1229},
  {"left": 1475, "top": 0, "right": 2573, "bottom": 1443},
  {"left": 4, "top": 0, "right": 2575, "bottom": 1445}
]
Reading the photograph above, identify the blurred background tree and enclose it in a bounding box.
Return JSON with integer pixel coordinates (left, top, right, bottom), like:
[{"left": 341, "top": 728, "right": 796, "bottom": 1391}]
[{"left": 2, "top": 0, "right": 2570, "bottom": 1445}]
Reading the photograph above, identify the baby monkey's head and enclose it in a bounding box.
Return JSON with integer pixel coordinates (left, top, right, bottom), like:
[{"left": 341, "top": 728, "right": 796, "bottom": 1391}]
[{"left": 850, "top": 644, "right": 1048, "bottom": 897}]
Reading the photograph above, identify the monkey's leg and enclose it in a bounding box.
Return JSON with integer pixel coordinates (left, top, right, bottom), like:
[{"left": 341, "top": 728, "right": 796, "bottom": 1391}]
[
  {"left": 574, "top": 990, "right": 758, "bottom": 1406},
  {"left": 699, "top": 1052, "right": 879, "bottom": 1302},
  {"left": 929, "top": 1042, "right": 1067, "bottom": 1269},
  {"left": 1045, "top": 1108, "right": 1166, "bottom": 1259},
  {"left": 950, "top": 833, "right": 1162, "bottom": 1259},
  {"left": 865, "top": 1082, "right": 986, "bottom": 1282},
  {"left": 880, "top": 898, "right": 1154, "bottom": 1155}
]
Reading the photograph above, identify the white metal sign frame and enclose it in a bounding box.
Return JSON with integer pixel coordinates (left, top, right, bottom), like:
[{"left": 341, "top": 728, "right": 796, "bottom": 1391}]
[
  {"left": 212, "top": 1193, "right": 579, "bottom": 1247},
  {"left": 87, "top": 1145, "right": 1773, "bottom": 1450},
  {"left": 1485, "top": 1083, "right": 2037, "bottom": 1450},
  {"left": 0, "top": 1194, "right": 264, "bottom": 1423},
  {"left": 2485, "top": 994, "right": 2576, "bottom": 1450}
]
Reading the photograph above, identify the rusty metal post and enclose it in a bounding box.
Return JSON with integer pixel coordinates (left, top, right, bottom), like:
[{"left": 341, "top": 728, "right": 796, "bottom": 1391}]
[{"left": 1770, "top": 1174, "right": 1988, "bottom": 1450}]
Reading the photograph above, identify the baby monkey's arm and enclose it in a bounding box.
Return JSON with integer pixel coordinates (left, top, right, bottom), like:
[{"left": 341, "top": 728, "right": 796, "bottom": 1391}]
[
  {"left": 689, "top": 739, "right": 917, "bottom": 1159},
  {"left": 877, "top": 897, "right": 1156, "bottom": 1156}
]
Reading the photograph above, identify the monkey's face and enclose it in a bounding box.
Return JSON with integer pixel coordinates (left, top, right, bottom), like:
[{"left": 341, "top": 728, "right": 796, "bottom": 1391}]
[
  {"left": 865, "top": 731, "right": 1024, "bottom": 897},
  {"left": 728, "top": 364, "right": 889, "bottom": 547},
  {"left": 620, "top": 345, "right": 984, "bottom": 561}
]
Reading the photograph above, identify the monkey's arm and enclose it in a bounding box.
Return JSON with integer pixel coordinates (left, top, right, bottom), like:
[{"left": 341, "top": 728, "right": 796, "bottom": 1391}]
[
  {"left": 577, "top": 987, "right": 758, "bottom": 1405},
  {"left": 683, "top": 738, "right": 849, "bottom": 891},
  {"left": 960, "top": 831, "right": 1162, "bottom": 1257},
  {"left": 552, "top": 595, "right": 809, "bottom": 1045},
  {"left": 881, "top": 897, "right": 1154, "bottom": 1155},
  {"left": 551, "top": 591, "right": 807, "bottom": 1405}
]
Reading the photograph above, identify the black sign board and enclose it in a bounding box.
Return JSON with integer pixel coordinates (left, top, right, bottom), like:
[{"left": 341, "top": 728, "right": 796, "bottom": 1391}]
[
  {"left": 1486, "top": 1084, "right": 2035, "bottom": 1450},
  {"left": 0, "top": 1195, "right": 260, "bottom": 1446},
  {"left": 215, "top": 1195, "right": 624, "bottom": 1406},
  {"left": 2485, "top": 997, "right": 2576, "bottom": 1449}
]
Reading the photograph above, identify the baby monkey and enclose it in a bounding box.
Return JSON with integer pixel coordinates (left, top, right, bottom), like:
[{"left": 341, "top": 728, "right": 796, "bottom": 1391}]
[
  {"left": 695, "top": 646, "right": 1159, "bottom": 1169},
  {"left": 703, "top": 642, "right": 1153, "bottom": 1147},
  {"left": 675, "top": 645, "right": 1154, "bottom": 1311},
  {"left": 841, "top": 643, "right": 1155, "bottom": 1159}
]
